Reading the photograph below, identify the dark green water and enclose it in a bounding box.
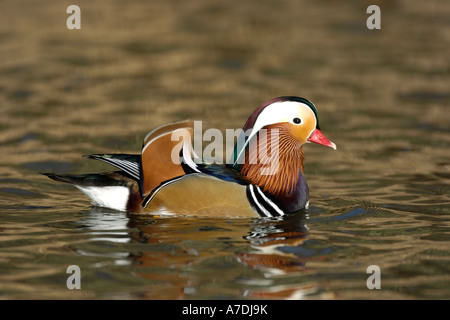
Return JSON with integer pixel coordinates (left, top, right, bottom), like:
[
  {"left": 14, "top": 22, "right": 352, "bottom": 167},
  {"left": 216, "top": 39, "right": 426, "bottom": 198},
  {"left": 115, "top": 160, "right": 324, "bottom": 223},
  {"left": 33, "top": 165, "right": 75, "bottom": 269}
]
[{"left": 0, "top": 1, "right": 449, "bottom": 299}]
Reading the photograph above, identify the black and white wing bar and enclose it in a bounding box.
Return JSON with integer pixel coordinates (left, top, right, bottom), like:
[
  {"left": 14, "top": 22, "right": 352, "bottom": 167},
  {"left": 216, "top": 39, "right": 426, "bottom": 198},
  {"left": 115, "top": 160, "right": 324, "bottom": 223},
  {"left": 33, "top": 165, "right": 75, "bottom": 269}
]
[{"left": 85, "top": 154, "right": 141, "bottom": 181}]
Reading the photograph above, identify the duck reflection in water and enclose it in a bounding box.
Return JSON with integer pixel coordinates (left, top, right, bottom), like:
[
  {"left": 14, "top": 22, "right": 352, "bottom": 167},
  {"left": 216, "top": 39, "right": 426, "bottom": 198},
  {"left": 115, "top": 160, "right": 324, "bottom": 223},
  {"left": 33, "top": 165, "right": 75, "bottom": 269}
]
[{"left": 76, "top": 207, "right": 323, "bottom": 299}]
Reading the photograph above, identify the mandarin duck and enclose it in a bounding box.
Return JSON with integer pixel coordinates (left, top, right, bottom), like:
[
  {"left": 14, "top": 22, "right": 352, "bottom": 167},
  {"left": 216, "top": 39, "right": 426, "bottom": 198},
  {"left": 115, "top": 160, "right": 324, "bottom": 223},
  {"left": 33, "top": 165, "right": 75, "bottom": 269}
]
[{"left": 43, "top": 96, "right": 336, "bottom": 218}]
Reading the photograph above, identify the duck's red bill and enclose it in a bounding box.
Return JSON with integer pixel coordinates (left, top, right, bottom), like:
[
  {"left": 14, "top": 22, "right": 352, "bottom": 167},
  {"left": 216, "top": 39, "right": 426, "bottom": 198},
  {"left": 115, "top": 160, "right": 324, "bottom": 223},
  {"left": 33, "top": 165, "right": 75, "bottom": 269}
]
[{"left": 307, "top": 129, "right": 337, "bottom": 150}]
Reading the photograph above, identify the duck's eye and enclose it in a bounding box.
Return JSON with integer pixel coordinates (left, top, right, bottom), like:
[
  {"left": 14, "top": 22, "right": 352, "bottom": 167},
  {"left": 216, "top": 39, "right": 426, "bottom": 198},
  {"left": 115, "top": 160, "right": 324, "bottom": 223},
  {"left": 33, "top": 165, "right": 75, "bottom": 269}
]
[{"left": 293, "top": 117, "right": 302, "bottom": 124}]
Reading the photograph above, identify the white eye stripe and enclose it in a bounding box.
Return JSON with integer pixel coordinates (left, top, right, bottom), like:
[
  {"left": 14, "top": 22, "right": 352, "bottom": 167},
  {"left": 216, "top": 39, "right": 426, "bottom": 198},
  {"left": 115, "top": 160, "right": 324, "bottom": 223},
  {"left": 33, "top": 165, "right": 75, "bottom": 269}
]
[
  {"left": 255, "top": 101, "right": 315, "bottom": 129},
  {"left": 233, "top": 100, "right": 316, "bottom": 165}
]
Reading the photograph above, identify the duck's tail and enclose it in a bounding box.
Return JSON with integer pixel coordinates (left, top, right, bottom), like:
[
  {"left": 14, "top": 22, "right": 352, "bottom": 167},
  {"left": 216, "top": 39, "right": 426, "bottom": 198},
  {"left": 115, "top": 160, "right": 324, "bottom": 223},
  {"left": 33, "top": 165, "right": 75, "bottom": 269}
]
[{"left": 41, "top": 172, "right": 140, "bottom": 212}]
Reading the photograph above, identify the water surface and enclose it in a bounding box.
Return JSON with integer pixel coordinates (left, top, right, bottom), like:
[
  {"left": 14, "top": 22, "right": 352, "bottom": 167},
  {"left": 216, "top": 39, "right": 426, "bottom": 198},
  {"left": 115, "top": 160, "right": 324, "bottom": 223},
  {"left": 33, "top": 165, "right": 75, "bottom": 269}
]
[{"left": 0, "top": 0, "right": 449, "bottom": 299}]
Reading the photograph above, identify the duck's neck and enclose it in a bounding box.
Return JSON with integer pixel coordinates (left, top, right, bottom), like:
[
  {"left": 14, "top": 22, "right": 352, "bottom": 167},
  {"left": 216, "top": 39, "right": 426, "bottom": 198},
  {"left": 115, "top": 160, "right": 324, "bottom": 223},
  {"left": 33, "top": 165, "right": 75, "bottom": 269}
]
[{"left": 240, "top": 125, "right": 304, "bottom": 197}]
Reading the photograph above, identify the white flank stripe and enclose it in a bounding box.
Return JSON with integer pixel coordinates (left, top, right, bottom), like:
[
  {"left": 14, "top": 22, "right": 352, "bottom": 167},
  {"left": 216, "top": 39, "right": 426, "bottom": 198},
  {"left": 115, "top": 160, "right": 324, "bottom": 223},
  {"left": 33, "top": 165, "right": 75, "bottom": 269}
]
[{"left": 142, "top": 175, "right": 186, "bottom": 208}]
